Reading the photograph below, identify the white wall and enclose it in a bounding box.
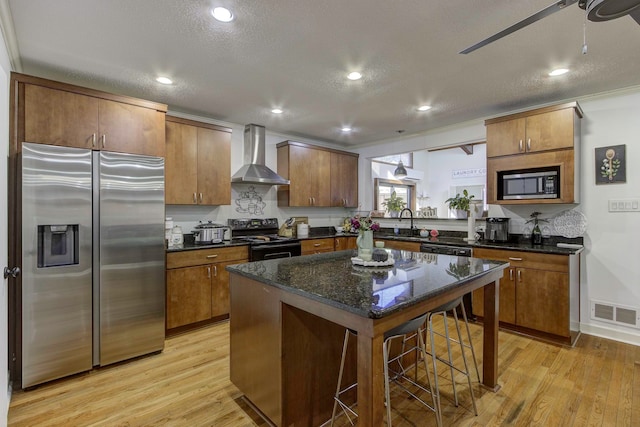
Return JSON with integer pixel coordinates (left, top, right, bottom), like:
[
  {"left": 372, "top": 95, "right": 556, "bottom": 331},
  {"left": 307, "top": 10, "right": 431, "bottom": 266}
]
[
  {"left": 354, "top": 88, "right": 640, "bottom": 345},
  {"left": 0, "top": 19, "right": 12, "bottom": 426}
]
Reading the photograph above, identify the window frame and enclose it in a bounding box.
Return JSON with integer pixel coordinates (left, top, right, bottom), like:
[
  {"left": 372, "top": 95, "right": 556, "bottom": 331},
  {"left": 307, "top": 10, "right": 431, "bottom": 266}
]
[{"left": 373, "top": 178, "right": 416, "bottom": 215}]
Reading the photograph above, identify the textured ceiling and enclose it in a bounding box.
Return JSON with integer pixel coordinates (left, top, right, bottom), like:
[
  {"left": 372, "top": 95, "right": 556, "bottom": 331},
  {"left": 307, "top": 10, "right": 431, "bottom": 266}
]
[{"left": 6, "top": 0, "right": 640, "bottom": 146}]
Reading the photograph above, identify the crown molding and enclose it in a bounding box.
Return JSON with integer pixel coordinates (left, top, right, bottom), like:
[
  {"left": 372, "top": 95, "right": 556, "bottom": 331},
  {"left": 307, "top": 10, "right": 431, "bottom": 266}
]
[{"left": 0, "top": 0, "right": 22, "bottom": 71}]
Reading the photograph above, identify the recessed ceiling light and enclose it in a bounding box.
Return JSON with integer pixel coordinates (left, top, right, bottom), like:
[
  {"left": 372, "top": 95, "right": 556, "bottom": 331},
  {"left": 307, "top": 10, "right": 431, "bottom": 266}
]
[
  {"left": 417, "top": 105, "right": 432, "bottom": 111},
  {"left": 347, "top": 72, "right": 362, "bottom": 80},
  {"left": 341, "top": 127, "right": 352, "bottom": 132},
  {"left": 271, "top": 108, "right": 283, "bottom": 114},
  {"left": 549, "top": 68, "right": 569, "bottom": 76},
  {"left": 156, "top": 76, "right": 173, "bottom": 85},
  {"left": 211, "top": 7, "right": 234, "bottom": 22}
]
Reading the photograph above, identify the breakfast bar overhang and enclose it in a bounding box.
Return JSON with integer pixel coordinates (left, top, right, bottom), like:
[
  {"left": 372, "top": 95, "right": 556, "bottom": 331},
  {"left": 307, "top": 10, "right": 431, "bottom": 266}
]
[{"left": 228, "top": 250, "right": 509, "bottom": 427}]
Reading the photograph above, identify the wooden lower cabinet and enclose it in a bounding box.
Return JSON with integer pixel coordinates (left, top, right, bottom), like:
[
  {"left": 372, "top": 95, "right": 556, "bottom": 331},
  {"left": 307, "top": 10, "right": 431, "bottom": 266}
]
[
  {"left": 378, "top": 239, "right": 421, "bottom": 252},
  {"left": 166, "top": 246, "right": 248, "bottom": 332},
  {"left": 334, "top": 236, "right": 357, "bottom": 251},
  {"left": 166, "top": 266, "right": 212, "bottom": 329},
  {"left": 302, "top": 238, "right": 335, "bottom": 255},
  {"left": 471, "top": 247, "right": 574, "bottom": 344}
]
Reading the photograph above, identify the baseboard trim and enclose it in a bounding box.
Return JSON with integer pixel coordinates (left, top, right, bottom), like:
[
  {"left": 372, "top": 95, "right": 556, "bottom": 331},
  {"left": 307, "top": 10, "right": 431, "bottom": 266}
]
[{"left": 580, "top": 322, "right": 640, "bottom": 346}]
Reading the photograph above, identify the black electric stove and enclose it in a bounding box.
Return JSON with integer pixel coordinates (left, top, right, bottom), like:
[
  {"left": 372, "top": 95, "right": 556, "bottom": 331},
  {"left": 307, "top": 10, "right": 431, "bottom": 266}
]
[{"left": 228, "top": 218, "right": 301, "bottom": 261}]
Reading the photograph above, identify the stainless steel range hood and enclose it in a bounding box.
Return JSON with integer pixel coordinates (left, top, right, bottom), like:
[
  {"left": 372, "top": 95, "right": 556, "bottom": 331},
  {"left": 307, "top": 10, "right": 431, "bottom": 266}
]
[{"left": 231, "top": 124, "right": 290, "bottom": 185}]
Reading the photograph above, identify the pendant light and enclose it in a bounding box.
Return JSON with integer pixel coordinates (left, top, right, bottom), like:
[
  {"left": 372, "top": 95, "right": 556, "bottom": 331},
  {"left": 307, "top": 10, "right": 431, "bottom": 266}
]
[{"left": 393, "top": 161, "right": 407, "bottom": 179}]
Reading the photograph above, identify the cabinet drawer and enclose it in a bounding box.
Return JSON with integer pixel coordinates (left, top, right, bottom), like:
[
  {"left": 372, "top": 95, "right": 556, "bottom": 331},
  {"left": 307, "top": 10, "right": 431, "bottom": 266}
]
[
  {"left": 302, "top": 238, "right": 335, "bottom": 254},
  {"left": 167, "top": 245, "right": 249, "bottom": 269},
  {"left": 473, "top": 248, "right": 568, "bottom": 273},
  {"left": 379, "top": 239, "right": 421, "bottom": 252}
]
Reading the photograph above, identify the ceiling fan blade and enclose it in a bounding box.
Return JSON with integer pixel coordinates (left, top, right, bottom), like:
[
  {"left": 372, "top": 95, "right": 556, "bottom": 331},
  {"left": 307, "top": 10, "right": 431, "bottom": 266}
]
[
  {"left": 459, "top": 0, "right": 580, "bottom": 54},
  {"left": 630, "top": 7, "right": 640, "bottom": 24}
]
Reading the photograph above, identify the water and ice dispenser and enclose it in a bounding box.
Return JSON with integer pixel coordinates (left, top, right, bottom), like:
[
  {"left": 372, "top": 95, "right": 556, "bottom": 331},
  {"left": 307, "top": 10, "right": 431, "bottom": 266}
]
[{"left": 37, "top": 224, "right": 79, "bottom": 268}]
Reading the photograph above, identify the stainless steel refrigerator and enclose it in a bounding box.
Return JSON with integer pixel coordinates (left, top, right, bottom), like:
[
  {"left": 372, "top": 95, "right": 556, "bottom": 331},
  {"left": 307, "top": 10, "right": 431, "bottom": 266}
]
[{"left": 20, "top": 142, "right": 165, "bottom": 388}]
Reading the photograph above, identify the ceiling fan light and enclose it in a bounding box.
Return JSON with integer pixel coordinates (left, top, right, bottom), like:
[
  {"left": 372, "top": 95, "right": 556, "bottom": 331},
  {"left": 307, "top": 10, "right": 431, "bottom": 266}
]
[
  {"left": 586, "top": 0, "right": 640, "bottom": 21},
  {"left": 394, "top": 161, "right": 407, "bottom": 178}
]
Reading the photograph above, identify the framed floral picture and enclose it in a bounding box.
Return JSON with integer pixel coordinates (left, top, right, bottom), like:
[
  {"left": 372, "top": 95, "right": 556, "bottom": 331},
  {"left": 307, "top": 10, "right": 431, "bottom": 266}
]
[{"left": 595, "top": 144, "right": 626, "bottom": 184}]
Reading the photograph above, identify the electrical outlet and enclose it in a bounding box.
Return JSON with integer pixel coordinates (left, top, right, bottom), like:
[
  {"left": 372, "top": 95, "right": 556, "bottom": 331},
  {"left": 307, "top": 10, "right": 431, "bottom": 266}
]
[{"left": 609, "top": 199, "right": 640, "bottom": 212}]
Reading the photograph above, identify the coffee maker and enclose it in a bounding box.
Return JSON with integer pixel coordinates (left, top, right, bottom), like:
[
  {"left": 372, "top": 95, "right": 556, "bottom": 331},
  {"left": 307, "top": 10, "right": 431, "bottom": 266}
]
[{"left": 485, "top": 217, "right": 510, "bottom": 242}]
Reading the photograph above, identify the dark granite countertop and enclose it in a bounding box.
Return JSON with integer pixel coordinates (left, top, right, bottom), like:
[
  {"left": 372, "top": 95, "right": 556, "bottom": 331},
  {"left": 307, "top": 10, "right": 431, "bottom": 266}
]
[
  {"left": 301, "top": 231, "right": 583, "bottom": 255},
  {"left": 167, "top": 240, "right": 249, "bottom": 253},
  {"left": 227, "top": 250, "right": 508, "bottom": 319}
]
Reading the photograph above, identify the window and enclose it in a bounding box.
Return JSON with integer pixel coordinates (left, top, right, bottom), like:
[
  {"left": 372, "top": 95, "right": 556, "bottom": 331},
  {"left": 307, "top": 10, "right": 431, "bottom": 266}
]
[{"left": 374, "top": 178, "right": 416, "bottom": 215}]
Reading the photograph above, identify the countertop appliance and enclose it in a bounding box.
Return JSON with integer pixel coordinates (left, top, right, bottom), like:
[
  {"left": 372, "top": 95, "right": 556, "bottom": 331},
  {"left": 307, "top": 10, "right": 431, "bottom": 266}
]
[
  {"left": 485, "top": 217, "right": 510, "bottom": 242},
  {"left": 228, "top": 218, "right": 301, "bottom": 261},
  {"left": 192, "top": 221, "right": 229, "bottom": 244},
  {"left": 19, "top": 142, "right": 165, "bottom": 388}
]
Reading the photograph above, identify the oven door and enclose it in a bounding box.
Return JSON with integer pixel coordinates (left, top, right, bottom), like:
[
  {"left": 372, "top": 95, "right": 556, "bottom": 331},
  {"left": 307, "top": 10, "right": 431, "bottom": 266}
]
[{"left": 250, "top": 242, "right": 302, "bottom": 261}]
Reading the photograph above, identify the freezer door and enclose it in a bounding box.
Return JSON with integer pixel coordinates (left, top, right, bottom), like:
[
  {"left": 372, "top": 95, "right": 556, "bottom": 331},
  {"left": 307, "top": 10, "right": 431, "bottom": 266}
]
[
  {"left": 97, "top": 151, "right": 165, "bottom": 366},
  {"left": 21, "top": 143, "right": 93, "bottom": 388}
]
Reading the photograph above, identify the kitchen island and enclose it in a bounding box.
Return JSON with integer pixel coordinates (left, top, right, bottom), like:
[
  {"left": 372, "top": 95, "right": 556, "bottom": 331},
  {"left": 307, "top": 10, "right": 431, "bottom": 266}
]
[{"left": 227, "top": 250, "right": 509, "bottom": 427}]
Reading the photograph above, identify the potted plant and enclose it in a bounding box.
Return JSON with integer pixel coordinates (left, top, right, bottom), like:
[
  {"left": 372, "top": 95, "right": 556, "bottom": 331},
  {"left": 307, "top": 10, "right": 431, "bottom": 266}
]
[
  {"left": 382, "top": 191, "right": 406, "bottom": 218},
  {"left": 445, "top": 189, "right": 475, "bottom": 219}
]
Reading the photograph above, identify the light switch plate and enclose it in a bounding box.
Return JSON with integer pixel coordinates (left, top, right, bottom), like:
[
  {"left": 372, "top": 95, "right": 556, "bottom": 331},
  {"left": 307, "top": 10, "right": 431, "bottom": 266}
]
[{"left": 609, "top": 199, "right": 640, "bottom": 212}]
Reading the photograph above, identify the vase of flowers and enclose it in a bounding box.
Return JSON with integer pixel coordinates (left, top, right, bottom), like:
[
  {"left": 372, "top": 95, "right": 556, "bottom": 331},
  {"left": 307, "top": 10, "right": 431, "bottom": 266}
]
[{"left": 347, "top": 215, "right": 380, "bottom": 258}]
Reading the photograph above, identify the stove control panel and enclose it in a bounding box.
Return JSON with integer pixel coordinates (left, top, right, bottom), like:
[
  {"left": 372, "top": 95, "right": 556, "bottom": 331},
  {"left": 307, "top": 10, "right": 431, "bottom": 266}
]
[{"left": 228, "top": 218, "right": 279, "bottom": 230}]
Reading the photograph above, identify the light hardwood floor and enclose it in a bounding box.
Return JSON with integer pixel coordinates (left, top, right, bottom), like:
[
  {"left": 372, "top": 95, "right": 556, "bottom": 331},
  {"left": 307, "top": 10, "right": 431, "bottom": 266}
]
[{"left": 8, "top": 320, "right": 640, "bottom": 426}]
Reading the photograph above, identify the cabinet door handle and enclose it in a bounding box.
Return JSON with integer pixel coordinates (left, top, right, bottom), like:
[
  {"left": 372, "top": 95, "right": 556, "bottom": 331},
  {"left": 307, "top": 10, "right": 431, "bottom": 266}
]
[
  {"left": 309, "top": 197, "right": 312, "bottom": 205},
  {"left": 312, "top": 197, "right": 316, "bottom": 205},
  {"left": 199, "top": 193, "right": 203, "bottom": 204},
  {"left": 527, "top": 138, "right": 531, "bottom": 151},
  {"left": 509, "top": 268, "right": 514, "bottom": 281},
  {"left": 193, "top": 193, "right": 197, "bottom": 204},
  {"left": 213, "top": 265, "right": 217, "bottom": 276},
  {"left": 101, "top": 134, "right": 106, "bottom": 148},
  {"left": 519, "top": 139, "right": 523, "bottom": 152},
  {"left": 508, "top": 257, "right": 523, "bottom": 261},
  {"left": 517, "top": 270, "right": 522, "bottom": 282},
  {"left": 92, "top": 133, "right": 96, "bottom": 148},
  {"left": 207, "top": 266, "right": 211, "bottom": 279},
  {"left": 206, "top": 254, "right": 218, "bottom": 259}
]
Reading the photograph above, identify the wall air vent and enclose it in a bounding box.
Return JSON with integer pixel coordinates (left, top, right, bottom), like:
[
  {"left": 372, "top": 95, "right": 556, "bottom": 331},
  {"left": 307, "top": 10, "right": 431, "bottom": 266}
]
[{"left": 591, "top": 300, "right": 640, "bottom": 329}]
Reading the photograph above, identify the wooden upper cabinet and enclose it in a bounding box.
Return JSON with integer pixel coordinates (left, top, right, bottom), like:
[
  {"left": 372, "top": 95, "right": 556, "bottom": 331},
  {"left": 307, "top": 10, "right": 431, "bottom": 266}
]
[
  {"left": 165, "top": 116, "right": 231, "bottom": 206},
  {"left": 277, "top": 141, "right": 358, "bottom": 208},
  {"left": 330, "top": 152, "right": 358, "bottom": 208},
  {"left": 98, "top": 99, "right": 165, "bottom": 157},
  {"left": 24, "top": 84, "right": 99, "bottom": 149},
  {"left": 485, "top": 117, "right": 525, "bottom": 157},
  {"left": 13, "top": 73, "right": 167, "bottom": 156},
  {"left": 165, "top": 121, "right": 198, "bottom": 204},
  {"left": 197, "top": 127, "right": 231, "bottom": 205},
  {"left": 486, "top": 103, "right": 582, "bottom": 158}
]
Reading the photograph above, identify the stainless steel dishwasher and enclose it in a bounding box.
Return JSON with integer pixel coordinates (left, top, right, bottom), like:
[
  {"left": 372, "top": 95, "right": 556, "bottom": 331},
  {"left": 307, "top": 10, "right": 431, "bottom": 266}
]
[{"left": 420, "top": 242, "right": 474, "bottom": 317}]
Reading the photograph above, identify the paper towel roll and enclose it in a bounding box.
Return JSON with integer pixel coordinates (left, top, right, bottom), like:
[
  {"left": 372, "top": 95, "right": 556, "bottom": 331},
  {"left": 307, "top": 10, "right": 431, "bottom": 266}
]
[{"left": 466, "top": 216, "right": 476, "bottom": 242}]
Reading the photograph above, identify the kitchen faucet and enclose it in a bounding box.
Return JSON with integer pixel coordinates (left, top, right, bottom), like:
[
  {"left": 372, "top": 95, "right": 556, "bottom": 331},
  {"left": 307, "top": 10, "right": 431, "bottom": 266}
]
[{"left": 399, "top": 208, "right": 417, "bottom": 236}]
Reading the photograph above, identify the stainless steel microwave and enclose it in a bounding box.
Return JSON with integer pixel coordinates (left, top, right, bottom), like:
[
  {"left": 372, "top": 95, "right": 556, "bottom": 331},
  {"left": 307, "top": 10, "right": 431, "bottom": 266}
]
[{"left": 498, "top": 168, "right": 559, "bottom": 200}]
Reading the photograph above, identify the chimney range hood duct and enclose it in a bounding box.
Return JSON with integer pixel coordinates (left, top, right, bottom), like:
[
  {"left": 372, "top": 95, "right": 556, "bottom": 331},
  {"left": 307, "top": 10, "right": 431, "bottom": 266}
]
[{"left": 231, "top": 124, "right": 290, "bottom": 185}]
